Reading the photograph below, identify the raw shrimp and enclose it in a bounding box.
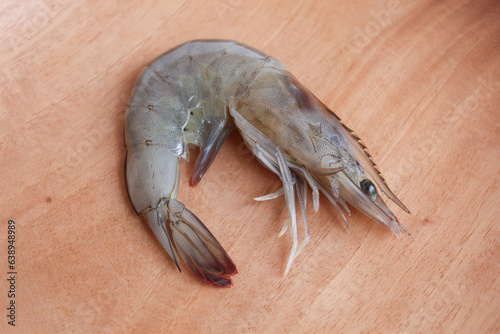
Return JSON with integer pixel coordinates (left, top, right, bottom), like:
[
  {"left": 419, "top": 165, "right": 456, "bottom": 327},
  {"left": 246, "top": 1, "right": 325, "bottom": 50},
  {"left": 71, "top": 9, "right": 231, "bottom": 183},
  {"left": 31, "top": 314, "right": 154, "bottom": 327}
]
[{"left": 124, "top": 40, "right": 410, "bottom": 287}]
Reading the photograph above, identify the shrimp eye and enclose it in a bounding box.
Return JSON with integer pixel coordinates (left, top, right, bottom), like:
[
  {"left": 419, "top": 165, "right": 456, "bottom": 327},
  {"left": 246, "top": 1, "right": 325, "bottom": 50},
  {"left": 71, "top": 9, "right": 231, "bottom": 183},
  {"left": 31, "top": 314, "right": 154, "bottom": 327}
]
[{"left": 360, "top": 179, "right": 377, "bottom": 199}]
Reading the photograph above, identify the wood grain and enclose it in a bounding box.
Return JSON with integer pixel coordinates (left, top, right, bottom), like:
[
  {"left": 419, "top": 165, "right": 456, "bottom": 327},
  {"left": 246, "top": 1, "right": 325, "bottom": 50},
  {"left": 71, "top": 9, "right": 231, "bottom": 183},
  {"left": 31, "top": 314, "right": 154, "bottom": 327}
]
[{"left": 1, "top": 0, "right": 499, "bottom": 332}]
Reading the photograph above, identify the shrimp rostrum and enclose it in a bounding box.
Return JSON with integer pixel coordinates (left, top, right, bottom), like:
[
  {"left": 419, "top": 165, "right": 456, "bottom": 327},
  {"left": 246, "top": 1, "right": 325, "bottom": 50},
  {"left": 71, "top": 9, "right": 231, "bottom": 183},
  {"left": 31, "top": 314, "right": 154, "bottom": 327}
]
[{"left": 125, "top": 40, "right": 410, "bottom": 287}]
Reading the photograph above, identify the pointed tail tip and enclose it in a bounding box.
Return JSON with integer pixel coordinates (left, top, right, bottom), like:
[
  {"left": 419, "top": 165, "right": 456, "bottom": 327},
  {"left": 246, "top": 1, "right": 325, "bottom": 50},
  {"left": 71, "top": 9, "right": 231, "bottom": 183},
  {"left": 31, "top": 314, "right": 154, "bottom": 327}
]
[
  {"left": 189, "top": 260, "right": 238, "bottom": 288},
  {"left": 190, "top": 174, "right": 201, "bottom": 187},
  {"left": 205, "top": 272, "right": 236, "bottom": 288}
]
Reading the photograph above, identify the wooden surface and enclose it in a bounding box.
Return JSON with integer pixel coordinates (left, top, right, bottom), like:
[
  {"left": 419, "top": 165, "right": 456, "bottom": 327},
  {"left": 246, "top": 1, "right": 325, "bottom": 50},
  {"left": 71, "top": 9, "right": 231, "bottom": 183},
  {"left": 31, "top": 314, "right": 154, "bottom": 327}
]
[{"left": 1, "top": 0, "right": 499, "bottom": 332}]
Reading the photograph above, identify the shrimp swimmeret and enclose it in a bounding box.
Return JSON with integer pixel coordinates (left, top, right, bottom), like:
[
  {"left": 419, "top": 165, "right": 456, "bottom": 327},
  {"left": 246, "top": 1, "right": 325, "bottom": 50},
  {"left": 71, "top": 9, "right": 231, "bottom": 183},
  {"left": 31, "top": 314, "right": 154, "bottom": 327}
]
[{"left": 124, "top": 40, "right": 410, "bottom": 287}]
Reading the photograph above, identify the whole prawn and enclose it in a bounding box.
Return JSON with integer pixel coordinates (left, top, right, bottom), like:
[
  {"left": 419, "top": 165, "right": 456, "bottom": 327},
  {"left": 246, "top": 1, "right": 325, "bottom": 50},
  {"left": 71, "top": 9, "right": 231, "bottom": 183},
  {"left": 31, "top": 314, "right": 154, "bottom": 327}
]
[{"left": 125, "top": 40, "right": 410, "bottom": 287}]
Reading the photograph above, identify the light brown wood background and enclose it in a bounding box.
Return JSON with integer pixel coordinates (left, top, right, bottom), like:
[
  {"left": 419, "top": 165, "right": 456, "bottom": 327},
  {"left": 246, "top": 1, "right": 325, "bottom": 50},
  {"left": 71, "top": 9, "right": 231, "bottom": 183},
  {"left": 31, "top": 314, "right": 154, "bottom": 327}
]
[{"left": 1, "top": 0, "right": 499, "bottom": 332}]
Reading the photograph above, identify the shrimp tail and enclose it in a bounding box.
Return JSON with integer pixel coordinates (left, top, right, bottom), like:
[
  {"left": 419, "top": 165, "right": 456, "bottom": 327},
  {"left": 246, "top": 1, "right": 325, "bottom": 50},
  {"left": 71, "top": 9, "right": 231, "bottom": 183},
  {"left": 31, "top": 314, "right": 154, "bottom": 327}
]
[{"left": 144, "top": 199, "right": 237, "bottom": 287}]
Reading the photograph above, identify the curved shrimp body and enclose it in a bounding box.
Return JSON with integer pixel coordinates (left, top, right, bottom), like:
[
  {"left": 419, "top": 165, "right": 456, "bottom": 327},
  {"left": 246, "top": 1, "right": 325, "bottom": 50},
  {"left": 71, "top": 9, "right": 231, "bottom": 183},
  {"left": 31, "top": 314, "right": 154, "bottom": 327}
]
[{"left": 125, "top": 40, "right": 409, "bottom": 286}]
